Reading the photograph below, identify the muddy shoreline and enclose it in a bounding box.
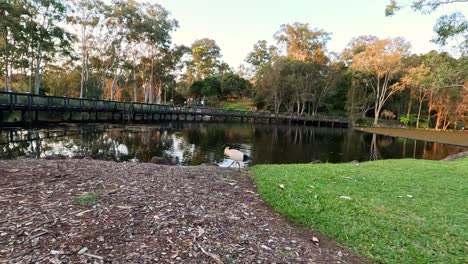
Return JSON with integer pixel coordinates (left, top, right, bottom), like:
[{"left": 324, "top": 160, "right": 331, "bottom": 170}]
[
  {"left": 0, "top": 159, "right": 366, "bottom": 263},
  {"left": 356, "top": 127, "right": 468, "bottom": 147}
]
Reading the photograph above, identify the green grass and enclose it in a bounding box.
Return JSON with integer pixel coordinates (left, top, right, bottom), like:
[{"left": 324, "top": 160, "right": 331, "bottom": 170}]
[
  {"left": 76, "top": 192, "right": 100, "bottom": 205},
  {"left": 220, "top": 99, "right": 255, "bottom": 111},
  {"left": 251, "top": 158, "right": 468, "bottom": 263}
]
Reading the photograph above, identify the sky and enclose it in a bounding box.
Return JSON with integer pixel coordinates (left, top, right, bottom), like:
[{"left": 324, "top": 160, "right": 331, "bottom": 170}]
[{"left": 156, "top": 0, "right": 468, "bottom": 68}]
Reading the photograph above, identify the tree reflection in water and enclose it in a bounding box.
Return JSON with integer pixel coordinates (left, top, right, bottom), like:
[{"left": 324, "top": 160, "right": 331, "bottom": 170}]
[{"left": 0, "top": 124, "right": 467, "bottom": 165}]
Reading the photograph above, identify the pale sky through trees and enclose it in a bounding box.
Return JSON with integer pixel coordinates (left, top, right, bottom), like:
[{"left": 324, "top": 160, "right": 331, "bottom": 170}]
[{"left": 156, "top": 0, "right": 468, "bottom": 67}]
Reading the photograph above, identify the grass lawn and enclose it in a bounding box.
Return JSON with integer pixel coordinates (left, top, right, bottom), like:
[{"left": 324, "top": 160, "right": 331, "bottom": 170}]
[
  {"left": 251, "top": 158, "right": 468, "bottom": 263},
  {"left": 220, "top": 99, "right": 255, "bottom": 111}
]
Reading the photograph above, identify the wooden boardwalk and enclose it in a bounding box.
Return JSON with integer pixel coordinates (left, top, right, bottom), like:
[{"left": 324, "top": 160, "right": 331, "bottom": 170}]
[{"left": 0, "top": 91, "right": 350, "bottom": 127}]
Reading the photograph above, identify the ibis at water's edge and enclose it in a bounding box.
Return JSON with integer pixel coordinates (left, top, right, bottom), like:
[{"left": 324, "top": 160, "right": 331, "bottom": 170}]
[{"left": 224, "top": 146, "right": 251, "bottom": 170}]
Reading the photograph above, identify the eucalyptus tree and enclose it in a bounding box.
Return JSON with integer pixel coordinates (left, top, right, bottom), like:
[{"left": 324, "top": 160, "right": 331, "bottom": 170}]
[
  {"left": 274, "top": 22, "right": 330, "bottom": 64},
  {"left": 139, "top": 2, "right": 178, "bottom": 103},
  {"left": 386, "top": 0, "right": 468, "bottom": 54},
  {"left": 0, "top": 0, "right": 16, "bottom": 91},
  {"left": 350, "top": 37, "right": 410, "bottom": 125},
  {"left": 24, "top": 0, "right": 73, "bottom": 94},
  {"left": 0, "top": 0, "right": 29, "bottom": 91},
  {"left": 190, "top": 38, "right": 222, "bottom": 80},
  {"left": 69, "top": 0, "right": 106, "bottom": 98},
  {"left": 256, "top": 57, "right": 291, "bottom": 113},
  {"left": 245, "top": 40, "right": 277, "bottom": 68},
  {"left": 400, "top": 64, "right": 431, "bottom": 128},
  {"left": 422, "top": 51, "right": 467, "bottom": 129},
  {"left": 105, "top": 0, "right": 141, "bottom": 100}
]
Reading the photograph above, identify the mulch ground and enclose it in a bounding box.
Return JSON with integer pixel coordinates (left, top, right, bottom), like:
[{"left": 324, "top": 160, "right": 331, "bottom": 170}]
[{"left": 0, "top": 159, "right": 367, "bottom": 264}]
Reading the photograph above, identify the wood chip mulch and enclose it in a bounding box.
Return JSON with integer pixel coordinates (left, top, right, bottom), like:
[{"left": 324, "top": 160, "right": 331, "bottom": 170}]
[{"left": 0, "top": 159, "right": 367, "bottom": 263}]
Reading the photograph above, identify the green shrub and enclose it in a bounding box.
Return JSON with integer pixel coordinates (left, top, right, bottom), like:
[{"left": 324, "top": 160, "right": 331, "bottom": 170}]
[{"left": 76, "top": 192, "right": 100, "bottom": 205}]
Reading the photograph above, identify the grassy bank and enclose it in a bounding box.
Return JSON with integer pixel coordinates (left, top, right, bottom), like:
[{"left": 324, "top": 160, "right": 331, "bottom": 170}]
[
  {"left": 220, "top": 99, "right": 255, "bottom": 111},
  {"left": 252, "top": 158, "right": 468, "bottom": 263},
  {"left": 357, "top": 127, "right": 468, "bottom": 147}
]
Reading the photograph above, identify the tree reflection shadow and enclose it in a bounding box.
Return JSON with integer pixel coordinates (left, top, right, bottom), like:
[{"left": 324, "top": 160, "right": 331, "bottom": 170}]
[{"left": 370, "top": 133, "right": 381, "bottom": 161}]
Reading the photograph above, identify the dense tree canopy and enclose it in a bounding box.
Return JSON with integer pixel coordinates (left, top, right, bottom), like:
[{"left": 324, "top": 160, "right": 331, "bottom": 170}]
[
  {"left": 0, "top": 0, "right": 466, "bottom": 129},
  {"left": 386, "top": 0, "right": 468, "bottom": 54}
]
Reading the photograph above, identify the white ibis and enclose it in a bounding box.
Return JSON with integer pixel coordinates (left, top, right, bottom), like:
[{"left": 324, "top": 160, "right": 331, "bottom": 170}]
[{"left": 224, "top": 146, "right": 250, "bottom": 170}]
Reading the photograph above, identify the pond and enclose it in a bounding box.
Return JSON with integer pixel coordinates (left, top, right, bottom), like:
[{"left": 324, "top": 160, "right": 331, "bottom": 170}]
[{"left": 0, "top": 123, "right": 466, "bottom": 167}]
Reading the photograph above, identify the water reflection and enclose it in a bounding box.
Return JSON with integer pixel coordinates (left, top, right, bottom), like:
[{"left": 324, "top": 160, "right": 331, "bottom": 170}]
[{"left": 0, "top": 124, "right": 466, "bottom": 166}]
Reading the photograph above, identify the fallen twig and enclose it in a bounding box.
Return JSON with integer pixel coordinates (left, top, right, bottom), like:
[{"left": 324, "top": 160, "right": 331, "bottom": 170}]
[
  {"left": 83, "top": 253, "right": 104, "bottom": 260},
  {"left": 197, "top": 244, "right": 223, "bottom": 264},
  {"left": 31, "top": 231, "right": 49, "bottom": 239},
  {"left": 106, "top": 188, "right": 120, "bottom": 195},
  {"left": 74, "top": 209, "right": 93, "bottom": 217}
]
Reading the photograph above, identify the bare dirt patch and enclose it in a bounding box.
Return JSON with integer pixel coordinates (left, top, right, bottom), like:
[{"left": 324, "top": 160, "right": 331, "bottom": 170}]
[{"left": 0, "top": 159, "right": 366, "bottom": 263}]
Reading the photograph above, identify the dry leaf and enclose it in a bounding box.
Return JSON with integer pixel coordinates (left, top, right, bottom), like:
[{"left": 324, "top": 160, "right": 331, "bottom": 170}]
[
  {"left": 261, "top": 245, "right": 272, "bottom": 251},
  {"left": 312, "top": 236, "right": 319, "bottom": 245},
  {"left": 197, "top": 226, "right": 205, "bottom": 238},
  {"left": 78, "top": 247, "right": 88, "bottom": 255}
]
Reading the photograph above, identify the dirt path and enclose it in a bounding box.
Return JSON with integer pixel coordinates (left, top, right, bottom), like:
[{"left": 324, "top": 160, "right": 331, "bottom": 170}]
[
  {"left": 0, "top": 159, "right": 366, "bottom": 264},
  {"left": 356, "top": 127, "right": 468, "bottom": 146}
]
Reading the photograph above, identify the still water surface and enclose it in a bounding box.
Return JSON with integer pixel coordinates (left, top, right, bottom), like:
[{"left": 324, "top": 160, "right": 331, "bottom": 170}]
[{"left": 0, "top": 123, "right": 466, "bottom": 166}]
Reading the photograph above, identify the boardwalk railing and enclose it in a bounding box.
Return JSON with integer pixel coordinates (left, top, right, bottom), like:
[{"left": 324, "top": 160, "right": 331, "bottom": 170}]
[{"left": 0, "top": 91, "right": 350, "bottom": 125}]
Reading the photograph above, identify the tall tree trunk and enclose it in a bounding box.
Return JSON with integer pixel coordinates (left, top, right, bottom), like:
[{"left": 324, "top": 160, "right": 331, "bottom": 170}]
[
  {"left": 80, "top": 25, "right": 86, "bottom": 98},
  {"left": 34, "top": 54, "right": 41, "bottom": 94},
  {"left": 435, "top": 111, "right": 442, "bottom": 130},
  {"left": 4, "top": 29, "right": 9, "bottom": 91},
  {"left": 149, "top": 47, "right": 154, "bottom": 103},
  {"left": 110, "top": 74, "right": 117, "bottom": 101},
  {"left": 133, "top": 71, "right": 137, "bottom": 102},
  {"left": 296, "top": 99, "right": 300, "bottom": 114},
  {"left": 28, "top": 16, "right": 34, "bottom": 94},
  {"left": 156, "top": 79, "right": 162, "bottom": 104},
  {"left": 406, "top": 97, "right": 412, "bottom": 123},
  {"left": 442, "top": 114, "right": 449, "bottom": 130},
  {"left": 373, "top": 99, "right": 381, "bottom": 126},
  {"left": 29, "top": 41, "right": 34, "bottom": 94},
  {"left": 416, "top": 98, "right": 423, "bottom": 129},
  {"left": 300, "top": 101, "right": 306, "bottom": 115},
  {"left": 163, "top": 83, "right": 166, "bottom": 104},
  {"left": 427, "top": 91, "right": 433, "bottom": 127}
]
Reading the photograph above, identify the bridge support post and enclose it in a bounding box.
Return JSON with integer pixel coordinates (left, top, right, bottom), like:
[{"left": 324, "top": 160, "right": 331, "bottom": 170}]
[{"left": 21, "top": 110, "right": 25, "bottom": 124}]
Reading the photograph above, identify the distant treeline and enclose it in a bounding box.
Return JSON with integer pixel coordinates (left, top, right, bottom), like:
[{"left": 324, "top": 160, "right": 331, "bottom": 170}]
[{"left": 0, "top": 0, "right": 466, "bottom": 129}]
